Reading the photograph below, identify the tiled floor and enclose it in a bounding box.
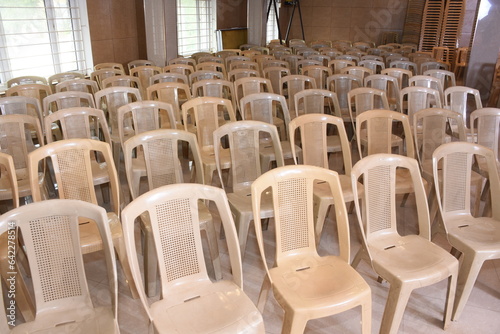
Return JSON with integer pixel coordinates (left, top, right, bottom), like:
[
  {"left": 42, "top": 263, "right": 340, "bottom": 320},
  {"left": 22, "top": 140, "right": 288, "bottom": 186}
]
[{"left": 83, "top": 185, "right": 500, "bottom": 334}]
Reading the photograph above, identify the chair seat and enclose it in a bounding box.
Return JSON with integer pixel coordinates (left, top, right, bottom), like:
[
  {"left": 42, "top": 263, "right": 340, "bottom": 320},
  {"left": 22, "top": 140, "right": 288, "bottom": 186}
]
[
  {"left": 79, "top": 212, "right": 120, "bottom": 254},
  {"left": 11, "top": 306, "right": 118, "bottom": 333},
  {"left": 150, "top": 280, "right": 264, "bottom": 333},
  {"left": 271, "top": 255, "right": 371, "bottom": 317},
  {"left": 445, "top": 216, "right": 500, "bottom": 253},
  {"left": 371, "top": 234, "right": 459, "bottom": 285}
]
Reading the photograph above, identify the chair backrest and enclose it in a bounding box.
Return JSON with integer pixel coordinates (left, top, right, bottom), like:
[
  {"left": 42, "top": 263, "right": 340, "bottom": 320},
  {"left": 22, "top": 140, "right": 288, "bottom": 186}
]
[
  {"left": 117, "top": 100, "right": 177, "bottom": 145},
  {"left": 214, "top": 120, "right": 283, "bottom": 192},
  {"left": 262, "top": 66, "right": 291, "bottom": 95},
  {"left": 130, "top": 65, "right": 162, "bottom": 96},
  {"left": 146, "top": 82, "right": 191, "bottom": 121},
  {"left": 239, "top": 92, "right": 291, "bottom": 136},
  {"left": 101, "top": 75, "right": 142, "bottom": 92},
  {"left": 48, "top": 72, "right": 85, "bottom": 92},
  {"left": 195, "top": 62, "right": 227, "bottom": 78},
  {"left": 149, "top": 72, "right": 189, "bottom": 86},
  {"left": 191, "top": 79, "right": 237, "bottom": 112},
  {"left": 6, "top": 83, "right": 52, "bottom": 105},
  {"left": 409, "top": 75, "right": 444, "bottom": 101},
  {"left": 400, "top": 86, "right": 442, "bottom": 124},
  {"left": 90, "top": 69, "right": 123, "bottom": 89},
  {"left": 282, "top": 54, "right": 304, "bottom": 74},
  {"left": 326, "top": 74, "right": 362, "bottom": 111},
  {"left": 289, "top": 114, "right": 352, "bottom": 173},
  {"left": 181, "top": 97, "right": 236, "bottom": 149},
  {"left": 433, "top": 142, "right": 500, "bottom": 224},
  {"left": 0, "top": 114, "right": 44, "bottom": 181},
  {"left": 381, "top": 68, "right": 413, "bottom": 89},
  {"left": 444, "top": 86, "right": 483, "bottom": 129},
  {"left": 227, "top": 68, "right": 259, "bottom": 83},
  {"left": 356, "top": 109, "right": 414, "bottom": 158},
  {"left": 55, "top": 78, "right": 99, "bottom": 95},
  {"left": 389, "top": 60, "right": 418, "bottom": 75},
  {"left": 229, "top": 60, "right": 259, "bottom": 72},
  {"left": 351, "top": 154, "right": 431, "bottom": 263},
  {"left": 302, "top": 65, "right": 332, "bottom": 89},
  {"left": 7, "top": 76, "right": 48, "bottom": 88},
  {"left": 328, "top": 59, "right": 355, "bottom": 74},
  {"left": 348, "top": 87, "right": 390, "bottom": 121},
  {"left": 224, "top": 55, "right": 251, "bottom": 70},
  {"left": 423, "top": 69, "right": 456, "bottom": 91},
  {"left": 44, "top": 107, "right": 111, "bottom": 145},
  {"left": 0, "top": 152, "right": 19, "bottom": 208},
  {"left": 294, "top": 88, "right": 341, "bottom": 117},
  {"left": 28, "top": 139, "right": 119, "bottom": 213},
  {"left": 359, "top": 60, "right": 386, "bottom": 74},
  {"left": 364, "top": 74, "right": 401, "bottom": 111},
  {"left": 0, "top": 96, "right": 43, "bottom": 125},
  {"left": 413, "top": 108, "right": 466, "bottom": 166},
  {"left": 336, "top": 54, "right": 360, "bottom": 64},
  {"left": 94, "top": 62, "right": 125, "bottom": 73},
  {"left": 340, "top": 66, "right": 373, "bottom": 81},
  {"left": 279, "top": 75, "right": 317, "bottom": 114},
  {"left": 234, "top": 77, "right": 274, "bottom": 109},
  {"left": 420, "top": 61, "right": 448, "bottom": 74},
  {"left": 0, "top": 199, "right": 117, "bottom": 326},
  {"left": 123, "top": 129, "right": 203, "bottom": 199},
  {"left": 95, "top": 86, "right": 142, "bottom": 136},
  {"left": 252, "top": 165, "right": 350, "bottom": 269},
  {"left": 189, "top": 70, "right": 225, "bottom": 85},
  {"left": 197, "top": 55, "right": 224, "bottom": 64},
  {"left": 470, "top": 108, "right": 500, "bottom": 161},
  {"left": 168, "top": 57, "right": 196, "bottom": 67},
  {"left": 42, "top": 91, "right": 96, "bottom": 117},
  {"left": 127, "top": 59, "right": 156, "bottom": 72},
  {"left": 163, "top": 64, "right": 195, "bottom": 79}
]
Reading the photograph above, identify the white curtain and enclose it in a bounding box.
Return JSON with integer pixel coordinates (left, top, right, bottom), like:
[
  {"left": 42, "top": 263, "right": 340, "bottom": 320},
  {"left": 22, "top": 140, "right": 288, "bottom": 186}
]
[
  {"left": 247, "top": 0, "right": 268, "bottom": 46},
  {"left": 144, "top": 0, "right": 178, "bottom": 66}
]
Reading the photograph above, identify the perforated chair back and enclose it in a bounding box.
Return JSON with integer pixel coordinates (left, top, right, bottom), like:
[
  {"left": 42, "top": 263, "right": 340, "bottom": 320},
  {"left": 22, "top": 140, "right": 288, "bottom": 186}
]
[
  {"left": 42, "top": 91, "right": 96, "bottom": 116},
  {"left": 294, "top": 88, "right": 341, "bottom": 117},
  {"left": 400, "top": 86, "right": 442, "bottom": 124},
  {"left": 55, "top": 78, "right": 99, "bottom": 95}
]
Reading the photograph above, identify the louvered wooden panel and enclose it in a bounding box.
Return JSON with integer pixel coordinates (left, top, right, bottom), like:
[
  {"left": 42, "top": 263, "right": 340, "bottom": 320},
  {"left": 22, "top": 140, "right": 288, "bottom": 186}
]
[
  {"left": 402, "top": 0, "right": 427, "bottom": 45},
  {"left": 440, "top": 0, "right": 465, "bottom": 64},
  {"left": 419, "top": 0, "right": 445, "bottom": 52}
]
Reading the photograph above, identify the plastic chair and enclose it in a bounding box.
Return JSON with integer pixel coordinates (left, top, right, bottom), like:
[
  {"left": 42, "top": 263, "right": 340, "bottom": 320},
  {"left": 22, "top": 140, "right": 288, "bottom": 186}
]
[
  {"left": 420, "top": 61, "right": 449, "bottom": 74},
  {"left": 364, "top": 74, "right": 401, "bottom": 111},
  {"left": 234, "top": 77, "right": 274, "bottom": 111},
  {"left": 94, "top": 62, "right": 125, "bottom": 73},
  {"left": 27, "top": 138, "right": 139, "bottom": 299},
  {"left": 0, "top": 199, "right": 119, "bottom": 333},
  {"left": 123, "top": 129, "right": 222, "bottom": 296},
  {"left": 191, "top": 79, "right": 237, "bottom": 112},
  {"left": 55, "top": 78, "right": 99, "bottom": 95},
  {"left": 127, "top": 59, "right": 156, "bottom": 72},
  {"left": 7, "top": 76, "right": 48, "bottom": 88},
  {"left": 168, "top": 56, "right": 196, "bottom": 67},
  {"left": 216, "top": 49, "right": 239, "bottom": 59},
  {"left": 224, "top": 55, "right": 251, "bottom": 71},
  {"left": 279, "top": 75, "right": 317, "bottom": 118},
  {"left": 94, "top": 87, "right": 142, "bottom": 166},
  {"left": 293, "top": 88, "right": 341, "bottom": 118},
  {"left": 389, "top": 60, "right": 418, "bottom": 75},
  {"left": 296, "top": 59, "right": 321, "bottom": 74},
  {"left": 121, "top": 183, "right": 265, "bottom": 333},
  {"left": 351, "top": 154, "right": 458, "bottom": 334},
  {"left": 424, "top": 69, "right": 457, "bottom": 91},
  {"left": 433, "top": 142, "right": 500, "bottom": 320},
  {"left": 359, "top": 59, "right": 386, "bottom": 74},
  {"left": 163, "top": 64, "right": 195, "bottom": 83},
  {"left": 409, "top": 75, "right": 444, "bottom": 103},
  {"left": 228, "top": 60, "right": 259, "bottom": 71},
  {"left": 326, "top": 74, "right": 363, "bottom": 122},
  {"left": 400, "top": 86, "right": 442, "bottom": 124},
  {"left": 252, "top": 164, "right": 371, "bottom": 333},
  {"left": 130, "top": 65, "right": 162, "bottom": 98},
  {"left": 239, "top": 92, "right": 299, "bottom": 169},
  {"left": 289, "top": 114, "right": 361, "bottom": 241},
  {"left": 181, "top": 97, "right": 236, "bottom": 186},
  {"left": 347, "top": 87, "right": 390, "bottom": 127},
  {"left": 444, "top": 86, "right": 483, "bottom": 136},
  {"left": 0, "top": 96, "right": 43, "bottom": 130},
  {"left": 262, "top": 66, "right": 290, "bottom": 97},
  {"left": 149, "top": 72, "right": 189, "bottom": 86},
  {"left": 195, "top": 62, "right": 227, "bottom": 78},
  {"left": 227, "top": 68, "right": 260, "bottom": 83},
  {"left": 191, "top": 51, "right": 213, "bottom": 62},
  {"left": 48, "top": 72, "right": 85, "bottom": 92},
  {"left": 281, "top": 54, "right": 304, "bottom": 74},
  {"left": 327, "top": 59, "right": 355, "bottom": 74},
  {"left": 336, "top": 54, "right": 360, "bottom": 64},
  {"left": 340, "top": 66, "right": 373, "bottom": 81},
  {"left": 214, "top": 120, "right": 283, "bottom": 256},
  {"left": 42, "top": 91, "right": 96, "bottom": 117},
  {"left": 90, "top": 69, "right": 124, "bottom": 89},
  {"left": 146, "top": 82, "right": 191, "bottom": 126},
  {"left": 101, "top": 75, "right": 143, "bottom": 93},
  {"left": 197, "top": 55, "right": 224, "bottom": 64},
  {"left": 381, "top": 68, "right": 413, "bottom": 90},
  {"left": 6, "top": 83, "right": 52, "bottom": 106},
  {"left": 302, "top": 65, "right": 332, "bottom": 89},
  {"left": 189, "top": 70, "right": 225, "bottom": 85}
]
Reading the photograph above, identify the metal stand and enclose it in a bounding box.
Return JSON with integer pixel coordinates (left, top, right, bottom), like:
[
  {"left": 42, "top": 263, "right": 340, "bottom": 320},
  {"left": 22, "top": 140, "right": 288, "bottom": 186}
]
[
  {"left": 284, "top": 0, "right": 305, "bottom": 44},
  {"left": 266, "top": 0, "right": 283, "bottom": 44}
]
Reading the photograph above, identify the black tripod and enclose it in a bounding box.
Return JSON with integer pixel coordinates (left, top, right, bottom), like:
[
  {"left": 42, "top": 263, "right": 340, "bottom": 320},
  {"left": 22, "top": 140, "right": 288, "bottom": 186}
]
[{"left": 266, "top": 0, "right": 305, "bottom": 45}]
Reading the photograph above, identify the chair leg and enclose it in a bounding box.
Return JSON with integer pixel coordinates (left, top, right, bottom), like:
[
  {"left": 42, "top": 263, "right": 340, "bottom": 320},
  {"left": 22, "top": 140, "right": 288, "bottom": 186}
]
[
  {"left": 380, "top": 284, "right": 413, "bottom": 334},
  {"left": 233, "top": 210, "right": 253, "bottom": 259},
  {"left": 361, "top": 299, "right": 372, "bottom": 334},
  {"left": 443, "top": 274, "right": 457, "bottom": 329},
  {"left": 202, "top": 219, "right": 222, "bottom": 281},
  {"left": 351, "top": 247, "right": 365, "bottom": 269},
  {"left": 257, "top": 275, "right": 271, "bottom": 313},
  {"left": 113, "top": 235, "right": 140, "bottom": 299},
  {"left": 143, "top": 223, "right": 158, "bottom": 297},
  {"left": 281, "top": 311, "right": 308, "bottom": 334},
  {"left": 313, "top": 197, "right": 330, "bottom": 246},
  {"left": 399, "top": 193, "right": 410, "bottom": 207},
  {"left": 452, "top": 253, "right": 483, "bottom": 321}
]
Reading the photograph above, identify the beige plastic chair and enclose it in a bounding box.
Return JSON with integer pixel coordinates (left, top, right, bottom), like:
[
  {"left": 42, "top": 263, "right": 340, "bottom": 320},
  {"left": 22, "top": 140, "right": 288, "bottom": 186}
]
[
  {"left": 7, "top": 76, "right": 48, "bottom": 88},
  {"left": 327, "top": 59, "right": 355, "bottom": 74},
  {"left": 409, "top": 75, "right": 444, "bottom": 104},
  {"left": 28, "top": 138, "right": 138, "bottom": 299},
  {"left": 424, "top": 69, "right": 456, "bottom": 91},
  {"left": 197, "top": 55, "right": 224, "bottom": 64},
  {"left": 433, "top": 142, "right": 500, "bottom": 320},
  {"left": 336, "top": 54, "right": 360, "bottom": 64},
  {"left": 123, "top": 129, "right": 221, "bottom": 296},
  {"left": 191, "top": 51, "right": 213, "bottom": 62},
  {"left": 234, "top": 76, "right": 274, "bottom": 111},
  {"left": 55, "top": 78, "right": 99, "bottom": 95},
  {"left": 6, "top": 83, "right": 52, "bottom": 106},
  {"left": 389, "top": 60, "right": 418, "bottom": 75},
  {"left": 340, "top": 66, "right": 373, "bottom": 81},
  {"left": 444, "top": 86, "right": 483, "bottom": 136},
  {"left": 261, "top": 59, "right": 289, "bottom": 71},
  {"left": 94, "top": 86, "right": 142, "bottom": 166},
  {"left": 191, "top": 79, "right": 237, "bottom": 112},
  {"left": 420, "top": 61, "right": 449, "bottom": 74},
  {"left": 262, "top": 66, "right": 290, "bottom": 96},
  {"left": 228, "top": 68, "right": 260, "bottom": 83},
  {"left": 189, "top": 70, "right": 225, "bottom": 85},
  {"left": 296, "top": 59, "right": 321, "bottom": 74},
  {"left": 168, "top": 56, "right": 196, "bottom": 67},
  {"left": 359, "top": 59, "right": 386, "bottom": 74},
  {"left": 214, "top": 120, "right": 283, "bottom": 256},
  {"left": 279, "top": 74, "right": 317, "bottom": 118},
  {"left": 381, "top": 67, "right": 413, "bottom": 89},
  {"left": 146, "top": 82, "right": 191, "bottom": 127},
  {"left": 0, "top": 96, "right": 43, "bottom": 128},
  {"left": 347, "top": 87, "right": 390, "bottom": 127},
  {"left": 101, "top": 75, "right": 143, "bottom": 93},
  {"left": 42, "top": 91, "right": 96, "bottom": 117},
  {"left": 293, "top": 88, "right": 341, "bottom": 117},
  {"left": 239, "top": 92, "right": 299, "bottom": 170},
  {"left": 281, "top": 54, "right": 304, "bottom": 74},
  {"left": 149, "top": 72, "right": 189, "bottom": 86},
  {"left": 0, "top": 199, "right": 119, "bottom": 333},
  {"left": 163, "top": 64, "right": 195, "bottom": 83},
  {"left": 48, "top": 72, "right": 85, "bottom": 92},
  {"left": 130, "top": 65, "right": 162, "bottom": 97},
  {"left": 351, "top": 154, "right": 458, "bottom": 334},
  {"left": 364, "top": 74, "right": 401, "bottom": 111},
  {"left": 252, "top": 164, "right": 371, "bottom": 333},
  {"left": 228, "top": 60, "right": 259, "bottom": 71},
  {"left": 0, "top": 114, "right": 44, "bottom": 202},
  {"left": 302, "top": 65, "right": 332, "bottom": 89},
  {"left": 307, "top": 54, "right": 331, "bottom": 67},
  {"left": 471, "top": 108, "right": 500, "bottom": 163},
  {"left": 94, "top": 62, "right": 125, "bottom": 73},
  {"left": 181, "top": 97, "right": 236, "bottom": 186},
  {"left": 127, "top": 59, "right": 156, "bottom": 72},
  {"left": 240, "top": 50, "right": 261, "bottom": 58},
  {"left": 216, "top": 49, "right": 239, "bottom": 59},
  {"left": 121, "top": 183, "right": 264, "bottom": 333},
  {"left": 361, "top": 55, "right": 384, "bottom": 62},
  {"left": 252, "top": 54, "right": 275, "bottom": 71},
  {"left": 195, "top": 61, "right": 227, "bottom": 79},
  {"left": 289, "top": 114, "right": 361, "bottom": 242},
  {"left": 400, "top": 86, "right": 442, "bottom": 124},
  {"left": 224, "top": 55, "right": 251, "bottom": 71},
  {"left": 90, "top": 68, "right": 124, "bottom": 89},
  {"left": 326, "top": 74, "right": 362, "bottom": 122}
]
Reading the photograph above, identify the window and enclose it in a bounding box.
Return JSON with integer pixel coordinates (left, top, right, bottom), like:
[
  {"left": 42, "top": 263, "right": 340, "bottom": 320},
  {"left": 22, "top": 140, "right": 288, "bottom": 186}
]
[
  {"left": 0, "top": 0, "right": 92, "bottom": 86},
  {"left": 176, "top": 0, "right": 217, "bottom": 56},
  {"left": 266, "top": 1, "right": 280, "bottom": 43}
]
